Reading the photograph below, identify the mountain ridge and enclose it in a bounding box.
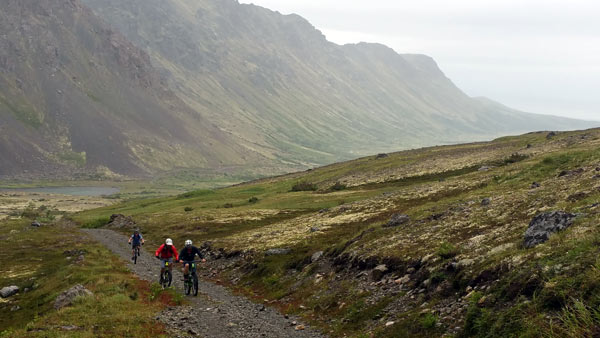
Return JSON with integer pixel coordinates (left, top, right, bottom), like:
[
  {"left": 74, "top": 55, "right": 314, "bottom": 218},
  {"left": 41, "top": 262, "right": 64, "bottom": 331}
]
[{"left": 0, "top": 0, "right": 596, "bottom": 179}]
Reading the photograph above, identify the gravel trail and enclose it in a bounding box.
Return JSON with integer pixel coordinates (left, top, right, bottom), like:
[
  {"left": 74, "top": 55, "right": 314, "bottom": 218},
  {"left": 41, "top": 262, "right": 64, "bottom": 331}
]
[{"left": 83, "top": 229, "right": 325, "bottom": 338}]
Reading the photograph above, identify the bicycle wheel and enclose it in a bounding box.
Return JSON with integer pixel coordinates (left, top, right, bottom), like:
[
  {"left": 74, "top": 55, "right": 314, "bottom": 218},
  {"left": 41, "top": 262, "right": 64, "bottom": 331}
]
[
  {"left": 193, "top": 274, "right": 198, "bottom": 297},
  {"left": 161, "top": 271, "right": 168, "bottom": 289},
  {"left": 134, "top": 248, "right": 138, "bottom": 264},
  {"left": 166, "top": 270, "right": 172, "bottom": 287},
  {"left": 185, "top": 278, "right": 191, "bottom": 295}
]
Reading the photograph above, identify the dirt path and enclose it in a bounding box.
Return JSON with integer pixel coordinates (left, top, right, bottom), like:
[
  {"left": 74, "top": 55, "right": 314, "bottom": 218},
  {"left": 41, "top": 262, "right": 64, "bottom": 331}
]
[{"left": 82, "top": 229, "right": 325, "bottom": 338}]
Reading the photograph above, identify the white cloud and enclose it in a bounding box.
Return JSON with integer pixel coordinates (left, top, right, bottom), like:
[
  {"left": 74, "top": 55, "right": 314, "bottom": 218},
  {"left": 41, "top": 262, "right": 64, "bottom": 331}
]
[{"left": 241, "top": 0, "right": 600, "bottom": 121}]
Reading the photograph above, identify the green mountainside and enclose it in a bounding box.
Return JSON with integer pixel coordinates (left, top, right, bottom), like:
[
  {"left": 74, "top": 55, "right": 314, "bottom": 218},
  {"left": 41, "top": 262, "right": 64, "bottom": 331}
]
[
  {"left": 0, "top": 0, "right": 596, "bottom": 180},
  {"left": 75, "top": 128, "right": 600, "bottom": 336},
  {"left": 82, "top": 0, "right": 595, "bottom": 165}
]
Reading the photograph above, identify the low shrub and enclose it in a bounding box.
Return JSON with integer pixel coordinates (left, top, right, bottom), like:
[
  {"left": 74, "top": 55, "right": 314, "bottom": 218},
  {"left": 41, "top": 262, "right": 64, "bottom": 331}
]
[
  {"left": 330, "top": 181, "right": 347, "bottom": 191},
  {"left": 438, "top": 242, "right": 459, "bottom": 259},
  {"left": 291, "top": 181, "right": 318, "bottom": 192}
]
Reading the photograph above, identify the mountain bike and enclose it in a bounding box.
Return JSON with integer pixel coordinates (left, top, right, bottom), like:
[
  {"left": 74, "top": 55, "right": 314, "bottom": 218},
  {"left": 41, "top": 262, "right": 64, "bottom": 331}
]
[
  {"left": 160, "top": 261, "right": 172, "bottom": 289},
  {"left": 132, "top": 244, "right": 141, "bottom": 264},
  {"left": 183, "top": 261, "right": 198, "bottom": 296}
]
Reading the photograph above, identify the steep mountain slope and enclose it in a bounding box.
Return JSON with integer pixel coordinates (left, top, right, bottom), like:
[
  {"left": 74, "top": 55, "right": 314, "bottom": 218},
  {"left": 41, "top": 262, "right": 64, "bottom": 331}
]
[
  {"left": 0, "top": 0, "right": 270, "bottom": 178},
  {"left": 83, "top": 0, "right": 595, "bottom": 166}
]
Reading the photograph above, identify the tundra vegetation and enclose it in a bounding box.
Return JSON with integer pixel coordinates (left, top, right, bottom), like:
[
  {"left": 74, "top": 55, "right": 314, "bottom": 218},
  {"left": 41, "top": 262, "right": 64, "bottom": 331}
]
[
  {"left": 0, "top": 219, "right": 177, "bottom": 337},
  {"left": 68, "top": 128, "right": 600, "bottom": 337},
  {"left": 3, "top": 130, "right": 600, "bottom": 337}
]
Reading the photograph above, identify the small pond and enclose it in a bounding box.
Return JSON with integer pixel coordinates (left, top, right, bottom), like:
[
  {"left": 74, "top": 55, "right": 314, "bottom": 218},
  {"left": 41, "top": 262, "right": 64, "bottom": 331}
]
[{"left": 1, "top": 186, "right": 120, "bottom": 196}]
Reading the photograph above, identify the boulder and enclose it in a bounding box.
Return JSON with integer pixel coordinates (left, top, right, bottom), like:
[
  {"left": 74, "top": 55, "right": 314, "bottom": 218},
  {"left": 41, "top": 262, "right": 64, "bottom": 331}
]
[
  {"left": 311, "top": 251, "right": 324, "bottom": 263},
  {"left": 30, "top": 220, "right": 41, "bottom": 227},
  {"left": 371, "top": 264, "right": 389, "bottom": 281},
  {"left": 376, "top": 153, "right": 389, "bottom": 159},
  {"left": 478, "top": 166, "right": 492, "bottom": 171},
  {"left": 395, "top": 275, "right": 411, "bottom": 285},
  {"left": 0, "top": 285, "right": 19, "bottom": 298},
  {"left": 383, "top": 213, "right": 410, "bottom": 227},
  {"left": 481, "top": 198, "right": 491, "bottom": 206},
  {"left": 265, "top": 248, "right": 291, "bottom": 256},
  {"left": 567, "top": 192, "right": 587, "bottom": 202},
  {"left": 546, "top": 131, "right": 557, "bottom": 139},
  {"left": 558, "top": 168, "right": 584, "bottom": 178},
  {"left": 524, "top": 211, "right": 576, "bottom": 248},
  {"left": 107, "top": 214, "right": 135, "bottom": 228},
  {"left": 54, "top": 284, "right": 93, "bottom": 310},
  {"left": 530, "top": 182, "right": 541, "bottom": 189}
]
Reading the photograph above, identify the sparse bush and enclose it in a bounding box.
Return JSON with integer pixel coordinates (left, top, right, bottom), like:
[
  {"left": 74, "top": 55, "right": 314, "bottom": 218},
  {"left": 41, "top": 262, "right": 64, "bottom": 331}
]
[
  {"left": 330, "top": 181, "right": 347, "bottom": 191},
  {"left": 291, "top": 181, "right": 318, "bottom": 192},
  {"left": 503, "top": 153, "right": 529, "bottom": 164},
  {"left": 420, "top": 313, "right": 438, "bottom": 329},
  {"left": 176, "top": 190, "right": 214, "bottom": 199},
  {"left": 248, "top": 197, "right": 259, "bottom": 203},
  {"left": 438, "top": 242, "right": 459, "bottom": 259},
  {"left": 82, "top": 216, "right": 110, "bottom": 229},
  {"left": 20, "top": 203, "right": 40, "bottom": 219},
  {"left": 223, "top": 203, "right": 234, "bottom": 208},
  {"left": 184, "top": 207, "right": 193, "bottom": 212}
]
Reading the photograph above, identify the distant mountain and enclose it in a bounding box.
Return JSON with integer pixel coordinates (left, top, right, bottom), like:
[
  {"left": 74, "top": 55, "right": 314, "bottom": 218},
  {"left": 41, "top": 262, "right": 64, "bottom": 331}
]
[
  {"left": 81, "top": 0, "right": 595, "bottom": 161},
  {"left": 0, "top": 0, "right": 595, "bottom": 179}
]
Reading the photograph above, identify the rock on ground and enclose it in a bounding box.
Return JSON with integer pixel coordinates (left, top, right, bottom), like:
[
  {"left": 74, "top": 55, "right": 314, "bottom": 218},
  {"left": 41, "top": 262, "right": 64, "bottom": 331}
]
[
  {"left": 372, "top": 264, "right": 389, "bottom": 281},
  {"left": 524, "top": 211, "right": 576, "bottom": 248},
  {"left": 107, "top": 214, "right": 136, "bottom": 228},
  {"left": 0, "top": 286, "right": 19, "bottom": 298},
  {"left": 383, "top": 214, "right": 410, "bottom": 227},
  {"left": 54, "top": 284, "right": 93, "bottom": 310},
  {"left": 265, "top": 248, "right": 291, "bottom": 256}
]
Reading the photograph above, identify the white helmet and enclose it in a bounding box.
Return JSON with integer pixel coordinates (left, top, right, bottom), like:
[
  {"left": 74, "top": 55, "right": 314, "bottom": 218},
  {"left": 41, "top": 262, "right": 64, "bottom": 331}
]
[
  {"left": 185, "top": 239, "right": 192, "bottom": 247},
  {"left": 165, "top": 238, "right": 173, "bottom": 245}
]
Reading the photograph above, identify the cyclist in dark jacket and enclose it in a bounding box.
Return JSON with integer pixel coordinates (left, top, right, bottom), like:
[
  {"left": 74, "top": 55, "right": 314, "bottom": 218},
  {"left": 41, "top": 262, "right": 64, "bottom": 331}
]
[
  {"left": 178, "top": 239, "right": 205, "bottom": 280},
  {"left": 128, "top": 229, "right": 144, "bottom": 260}
]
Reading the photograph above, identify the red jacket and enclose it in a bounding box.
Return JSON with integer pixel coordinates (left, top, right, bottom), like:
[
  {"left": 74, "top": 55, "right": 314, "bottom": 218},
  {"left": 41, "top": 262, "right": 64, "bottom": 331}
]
[{"left": 155, "top": 244, "right": 178, "bottom": 260}]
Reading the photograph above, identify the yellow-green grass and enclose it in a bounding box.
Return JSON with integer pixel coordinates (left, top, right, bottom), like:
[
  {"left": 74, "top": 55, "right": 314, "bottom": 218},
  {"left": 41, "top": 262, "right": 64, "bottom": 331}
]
[{"left": 0, "top": 219, "right": 171, "bottom": 337}]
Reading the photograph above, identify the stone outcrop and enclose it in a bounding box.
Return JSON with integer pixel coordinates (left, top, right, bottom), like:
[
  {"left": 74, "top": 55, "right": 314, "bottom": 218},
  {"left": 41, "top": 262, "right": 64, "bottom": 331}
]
[
  {"left": 54, "top": 284, "right": 93, "bottom": 310},
  {"left": 383, "top": 214, "right": 410, "bottom": 228},
  {"left": 524, "top": 211, "right": 576, "bottom": 248}
]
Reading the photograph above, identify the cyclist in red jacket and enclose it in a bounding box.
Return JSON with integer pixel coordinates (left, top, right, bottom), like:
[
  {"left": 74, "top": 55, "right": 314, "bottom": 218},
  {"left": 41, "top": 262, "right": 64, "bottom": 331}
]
[{"left": 155, "top": 238, "right": 179, "bottom": 285}]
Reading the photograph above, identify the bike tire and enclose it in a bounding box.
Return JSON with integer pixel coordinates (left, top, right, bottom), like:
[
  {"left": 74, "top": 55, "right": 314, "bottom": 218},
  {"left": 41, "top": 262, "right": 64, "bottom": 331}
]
[
  {"left": 185, "top": 280, "right": 191, "bottom": 295},
  {"left": 161, "top": 271, "right": 169, "bottom": 289},
  {"left": 193, "top": 274, "right": 198, "bottom": 297},
  {"left": 134, "top": 251, "right": 137, "bottom": 264},
  {"left": 166, "top": 270, "right": 172, "bottom": 287}
]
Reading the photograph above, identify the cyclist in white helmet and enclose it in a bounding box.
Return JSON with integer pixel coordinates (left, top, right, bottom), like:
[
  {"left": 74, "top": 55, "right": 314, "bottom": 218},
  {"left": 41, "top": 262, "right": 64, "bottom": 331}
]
[
  {"left": 178, "top": 239, "right": 205, "bottom": 282},
  {"left": 155, "top": 238, "right": 179, "bottom": 285}
]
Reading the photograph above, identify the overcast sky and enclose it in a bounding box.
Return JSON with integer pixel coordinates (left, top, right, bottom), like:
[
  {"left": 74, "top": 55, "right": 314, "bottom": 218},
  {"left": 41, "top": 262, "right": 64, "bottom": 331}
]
[{"left": 240, "top": 0, "right": 599, "bottom": 121}]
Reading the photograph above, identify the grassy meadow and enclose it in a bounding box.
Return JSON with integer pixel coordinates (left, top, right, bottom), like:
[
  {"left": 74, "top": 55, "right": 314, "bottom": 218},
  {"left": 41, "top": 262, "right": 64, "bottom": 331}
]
[{"left": 0, "top": 219, "right": 177, "bottom": 337}]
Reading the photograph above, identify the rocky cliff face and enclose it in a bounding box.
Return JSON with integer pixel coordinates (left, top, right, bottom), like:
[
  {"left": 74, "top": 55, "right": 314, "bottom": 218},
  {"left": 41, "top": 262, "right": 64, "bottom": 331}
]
[{"left": 0, "top": 0, "right": 267, "bottom": 178}]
